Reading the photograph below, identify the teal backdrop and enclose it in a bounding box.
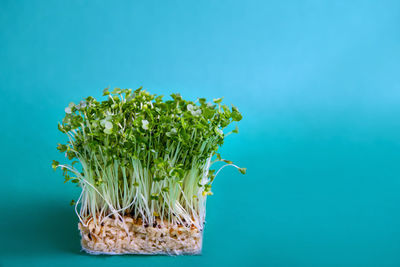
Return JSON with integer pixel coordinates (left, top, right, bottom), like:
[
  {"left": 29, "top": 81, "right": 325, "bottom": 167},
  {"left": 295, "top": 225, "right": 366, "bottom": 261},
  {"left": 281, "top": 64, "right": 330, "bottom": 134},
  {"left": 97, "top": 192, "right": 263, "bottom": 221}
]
[{"left": 1, "top": 1, "right": 400, "bottom": 266}]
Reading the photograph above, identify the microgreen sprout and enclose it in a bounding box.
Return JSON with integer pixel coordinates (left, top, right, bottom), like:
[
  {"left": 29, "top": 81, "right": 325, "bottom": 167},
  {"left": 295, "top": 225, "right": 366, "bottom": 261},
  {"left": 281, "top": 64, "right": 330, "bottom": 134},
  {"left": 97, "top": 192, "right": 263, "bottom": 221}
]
[{"left": 53, "top": 87, "right": 245, "bottom": 229}]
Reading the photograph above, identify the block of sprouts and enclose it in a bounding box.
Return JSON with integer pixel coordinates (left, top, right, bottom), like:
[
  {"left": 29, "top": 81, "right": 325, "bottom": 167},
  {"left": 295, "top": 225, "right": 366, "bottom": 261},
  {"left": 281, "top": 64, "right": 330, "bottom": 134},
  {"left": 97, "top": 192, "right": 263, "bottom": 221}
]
[{"left": 52, "top": 87, "right": 246, "bottom": 255}]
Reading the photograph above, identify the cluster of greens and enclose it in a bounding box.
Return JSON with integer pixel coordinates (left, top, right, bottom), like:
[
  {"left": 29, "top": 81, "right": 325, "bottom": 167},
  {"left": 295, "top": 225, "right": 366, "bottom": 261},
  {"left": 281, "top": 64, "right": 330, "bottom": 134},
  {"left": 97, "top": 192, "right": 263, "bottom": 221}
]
[{"left": 53, "top": 87, "right": 245, "bottom": 228}]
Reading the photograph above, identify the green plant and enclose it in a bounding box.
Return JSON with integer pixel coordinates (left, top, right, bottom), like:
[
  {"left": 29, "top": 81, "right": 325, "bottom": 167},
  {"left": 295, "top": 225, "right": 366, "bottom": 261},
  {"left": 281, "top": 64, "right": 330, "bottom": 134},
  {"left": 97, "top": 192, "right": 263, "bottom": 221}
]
[{"left": 53, "top": 87, "right": 245, "bottom": 229}]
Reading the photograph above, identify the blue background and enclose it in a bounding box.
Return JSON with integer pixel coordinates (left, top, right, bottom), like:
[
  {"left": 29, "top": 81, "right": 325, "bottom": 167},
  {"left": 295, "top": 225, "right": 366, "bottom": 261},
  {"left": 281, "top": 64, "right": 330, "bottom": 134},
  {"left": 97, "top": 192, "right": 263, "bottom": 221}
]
[{"left": 1, "top": 0, "right": 400, "bottom": 266}]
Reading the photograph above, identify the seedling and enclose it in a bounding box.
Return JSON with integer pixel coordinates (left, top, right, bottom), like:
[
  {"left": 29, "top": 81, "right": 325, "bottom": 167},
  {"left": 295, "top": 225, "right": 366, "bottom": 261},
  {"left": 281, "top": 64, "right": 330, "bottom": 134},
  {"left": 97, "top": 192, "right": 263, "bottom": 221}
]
[{"left": 53, "top": 87, "right": 245, "bottom": 254}]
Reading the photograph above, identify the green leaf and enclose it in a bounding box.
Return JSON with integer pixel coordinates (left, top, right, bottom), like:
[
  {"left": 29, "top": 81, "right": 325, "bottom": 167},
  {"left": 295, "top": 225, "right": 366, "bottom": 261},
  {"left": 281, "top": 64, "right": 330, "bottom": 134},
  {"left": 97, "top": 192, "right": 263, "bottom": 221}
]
[
  {"left": 162, "top": 187, "right": 169, "bottom": 192},
  {"left": 231, "top": 105, "right": 243, "bottom": 121},
  {"left": 213, "top": 97, "right": 223, "bottom": 104},
  {"left": 203, "top": 108, "right": 214, "bottom": 119},
  {"left": 150, "top": 193, "right": 159, "bottom": 200},
  {"left": 104, "top": 128, "right": 113, "bottom": 134},
  {"left": 238, "top": 168, "right": 247, "bottom": 175},
  {"left": 57, "top": 143, "right": 67, "bottom": 152},
  {"left": 112, "top": 88, "right": 121, "bottom": 94},
  {"left": 51, "top": 160, "right": 59, "bottom": 170},
  {"left": 104, "top": 121, "right": 113, "bottom": 129},
  {"left": 198, "top": 98, "right": 206, "bottom": 105},
  {"left": 64, "top": 176, "right": 71, "bottom": 183},
  {"left": 153, "top": 176, "right": 162, "bottom": 182},
  {"left": 57, "top": 123, "right": 65, "bottom": 133},
  {"left": 103, "top": 87, "right": 110, "bottom": 96},
  {"left": 232, "top": 124, "right": 239, "bottom": 134},
  {"left": 134, "top": 86, "right": 143, "bottom": 95},
  {"left": 66, "top": 151, "right": 75, "bottom": 160}
]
